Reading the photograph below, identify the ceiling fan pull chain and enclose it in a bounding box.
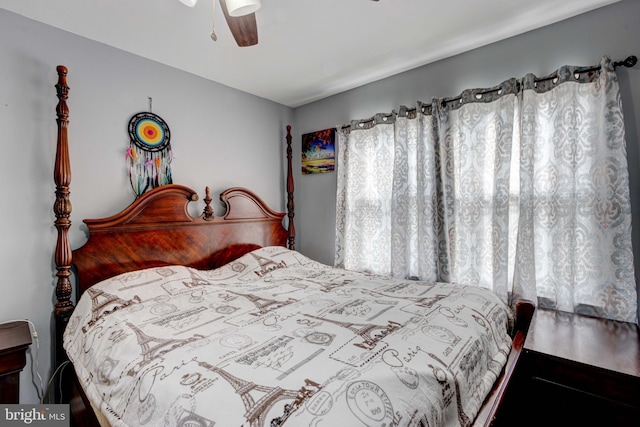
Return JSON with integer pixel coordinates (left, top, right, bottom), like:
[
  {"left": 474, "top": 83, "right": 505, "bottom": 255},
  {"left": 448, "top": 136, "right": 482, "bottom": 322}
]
[{"left": 210, "top": 0, "right": 218, "bottom": 41}]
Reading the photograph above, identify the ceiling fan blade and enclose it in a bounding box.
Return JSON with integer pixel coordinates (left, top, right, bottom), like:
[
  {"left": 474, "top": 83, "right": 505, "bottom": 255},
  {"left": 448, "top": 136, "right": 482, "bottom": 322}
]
[
  {"left": 178, "top": 0, "right": 198, "bottom": 7},
  {"left": 219, "top": 0, "right": 258, "bottom": 47}
]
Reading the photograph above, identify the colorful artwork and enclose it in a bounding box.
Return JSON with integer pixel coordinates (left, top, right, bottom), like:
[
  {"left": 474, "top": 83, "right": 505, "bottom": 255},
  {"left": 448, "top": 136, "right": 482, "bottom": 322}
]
[
  {"left": 130, "top": 114, "right": 170, "bottom": 151},
  {"left": 302, "top": 128, "right": 335, "bottom": 174},
  {"left": 126, "top": 112, "right": 173, "bottom": 197}
]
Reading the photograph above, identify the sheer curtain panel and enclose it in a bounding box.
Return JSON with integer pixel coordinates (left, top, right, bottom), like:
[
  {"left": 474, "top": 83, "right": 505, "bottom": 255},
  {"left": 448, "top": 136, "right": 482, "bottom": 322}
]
[{"left": 335, "top": 57, "right": 637, "bottom": 323}]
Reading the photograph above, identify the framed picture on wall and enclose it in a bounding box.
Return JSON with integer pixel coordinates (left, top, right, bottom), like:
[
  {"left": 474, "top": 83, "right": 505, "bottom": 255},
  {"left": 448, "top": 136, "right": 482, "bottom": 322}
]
[{"left": 302, "top": 127, "right": 336, "bottom": 174}]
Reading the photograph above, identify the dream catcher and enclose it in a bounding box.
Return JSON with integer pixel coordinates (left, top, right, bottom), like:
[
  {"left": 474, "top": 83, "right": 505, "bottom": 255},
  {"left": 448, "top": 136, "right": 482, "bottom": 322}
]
[{"left": 126, "top": 106, "right": 173, "bottom": 197}]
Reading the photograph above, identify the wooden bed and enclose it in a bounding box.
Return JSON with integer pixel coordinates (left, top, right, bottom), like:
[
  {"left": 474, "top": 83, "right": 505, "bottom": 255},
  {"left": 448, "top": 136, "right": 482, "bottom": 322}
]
[{"left": 52, "top": 65, "right": 533, "bottom": 427}]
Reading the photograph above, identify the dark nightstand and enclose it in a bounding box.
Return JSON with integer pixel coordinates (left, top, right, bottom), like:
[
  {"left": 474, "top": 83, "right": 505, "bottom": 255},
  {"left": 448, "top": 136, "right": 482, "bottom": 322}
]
[
  {"left": 500, "top": 308, "right": 640, "bottom": 426},
  {"left": 0, "top": 321, "right": 32, "bottom": 403}
]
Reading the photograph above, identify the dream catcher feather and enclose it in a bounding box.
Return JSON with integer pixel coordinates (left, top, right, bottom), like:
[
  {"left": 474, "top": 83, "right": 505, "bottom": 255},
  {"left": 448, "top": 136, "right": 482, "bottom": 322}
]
[{"left": 126, "top": 111, "right": 173, "bottom": 197}]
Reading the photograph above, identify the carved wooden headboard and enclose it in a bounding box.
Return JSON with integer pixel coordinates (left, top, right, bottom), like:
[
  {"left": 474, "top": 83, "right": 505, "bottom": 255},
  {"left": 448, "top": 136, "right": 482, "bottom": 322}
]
[{"left": 73, "top": 185, "right": 291, "bottom": 292}]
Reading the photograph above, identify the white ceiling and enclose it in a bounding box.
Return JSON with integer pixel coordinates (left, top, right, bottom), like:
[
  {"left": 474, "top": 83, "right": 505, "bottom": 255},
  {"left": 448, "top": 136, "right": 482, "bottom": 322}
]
[{"left": 0, "top": 0, "right": 620, "bottom": 107}]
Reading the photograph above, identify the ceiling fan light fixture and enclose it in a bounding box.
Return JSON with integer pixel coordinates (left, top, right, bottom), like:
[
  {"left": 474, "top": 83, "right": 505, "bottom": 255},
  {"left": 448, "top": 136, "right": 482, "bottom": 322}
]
[
  {"left": 178, "top": 0, "right": 199, "bottom": 7},
  {"left": 226, "top": 0, "right": 261, "bottom": 17}
]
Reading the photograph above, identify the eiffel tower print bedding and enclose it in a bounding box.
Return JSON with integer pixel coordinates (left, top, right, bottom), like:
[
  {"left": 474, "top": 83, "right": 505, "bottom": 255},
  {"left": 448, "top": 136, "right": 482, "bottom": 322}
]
[{"left": 63, "top": 246, "right": 514, "bottom": 427}]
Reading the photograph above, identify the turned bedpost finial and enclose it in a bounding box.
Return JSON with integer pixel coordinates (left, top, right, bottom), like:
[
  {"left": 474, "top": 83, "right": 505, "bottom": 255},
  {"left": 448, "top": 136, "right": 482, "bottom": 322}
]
[
  {"left": 286, "top": 125, "right": 295, "bottom": 250},
  {"left": 54, "top": 65, "right": 74, "bottom": 321},
  {"left": 203, "top": 186, "right": 214, "bottom": 221}
]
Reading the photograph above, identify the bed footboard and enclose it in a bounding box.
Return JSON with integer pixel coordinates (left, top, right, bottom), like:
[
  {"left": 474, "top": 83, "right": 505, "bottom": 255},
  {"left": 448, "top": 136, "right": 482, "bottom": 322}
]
[{"left": 472, "top": 300, "right": 535, "bottom": 426}]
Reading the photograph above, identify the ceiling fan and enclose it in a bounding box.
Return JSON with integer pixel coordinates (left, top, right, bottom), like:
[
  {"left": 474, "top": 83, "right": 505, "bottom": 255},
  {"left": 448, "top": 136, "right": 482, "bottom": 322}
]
[
  {"left": 179, "top": 0, "right": 261, "bottom": 47},
  {"left": 179, "top": 0, "right": 379, "bottom": 47}
]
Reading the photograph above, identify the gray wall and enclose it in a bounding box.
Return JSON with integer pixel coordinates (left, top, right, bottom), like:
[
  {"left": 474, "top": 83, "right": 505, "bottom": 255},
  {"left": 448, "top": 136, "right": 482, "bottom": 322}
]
[
  {"left": 0, "top": 8, "right": 293, "bottom": 404},
  {"left": 2, "top": 0, "right": 639, "bottom": 405},
  {"left": 293, "top": 0, "right": 640, "bottom": 318}
]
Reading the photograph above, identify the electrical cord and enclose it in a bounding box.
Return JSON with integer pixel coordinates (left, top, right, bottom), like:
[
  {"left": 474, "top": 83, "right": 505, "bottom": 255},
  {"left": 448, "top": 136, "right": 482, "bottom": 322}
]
[
  {"left": 0, "top": 319, "right": 45, "bottom": 401},
  {"left": 45, "top": 360, "right": 71, "bottom": 404}
]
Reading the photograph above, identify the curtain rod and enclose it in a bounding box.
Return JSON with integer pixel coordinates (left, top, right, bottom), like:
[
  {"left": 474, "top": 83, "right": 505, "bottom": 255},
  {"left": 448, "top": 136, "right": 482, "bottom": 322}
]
[
  {"left": 611, "top": 55, "right": 636, "bottom": 69},
  {"left": 533, "top": 55, "right": 637, "bottom": 83},
  {"left": 341, "top": 55, "right": 637, "bottom": 131},
  {"left": 431, "top": 55, "right": 638, "bottom": 113}
]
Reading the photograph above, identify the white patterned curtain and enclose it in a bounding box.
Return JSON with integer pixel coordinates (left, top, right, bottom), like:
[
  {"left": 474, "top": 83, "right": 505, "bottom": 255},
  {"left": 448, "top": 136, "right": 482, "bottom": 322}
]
[{"left": 335, "top": 57, "right": 637, "bottom": 323}]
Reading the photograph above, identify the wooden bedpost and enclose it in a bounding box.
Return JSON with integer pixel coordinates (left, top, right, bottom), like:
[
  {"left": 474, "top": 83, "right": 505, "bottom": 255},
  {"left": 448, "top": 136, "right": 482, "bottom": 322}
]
[
  {"left": 54, "top": 65, "right": 74, "bottom": 321},
  {"left": 53, "top": 66, "right": 74, "bottom": 382},
  {"left": 286, "top": 125, "right": 295, "bottom": 250}
]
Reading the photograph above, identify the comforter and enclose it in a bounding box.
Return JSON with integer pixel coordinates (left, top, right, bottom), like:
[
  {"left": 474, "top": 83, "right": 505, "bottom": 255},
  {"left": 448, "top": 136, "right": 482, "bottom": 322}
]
[{"left": 64, "top": 247, "right": 514, "bottom": 427}]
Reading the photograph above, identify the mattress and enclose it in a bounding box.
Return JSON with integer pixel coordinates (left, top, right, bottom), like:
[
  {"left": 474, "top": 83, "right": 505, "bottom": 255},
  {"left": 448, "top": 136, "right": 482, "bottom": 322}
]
[{"left": 64, "top": 247, "right": 514, "bottom": 427}]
